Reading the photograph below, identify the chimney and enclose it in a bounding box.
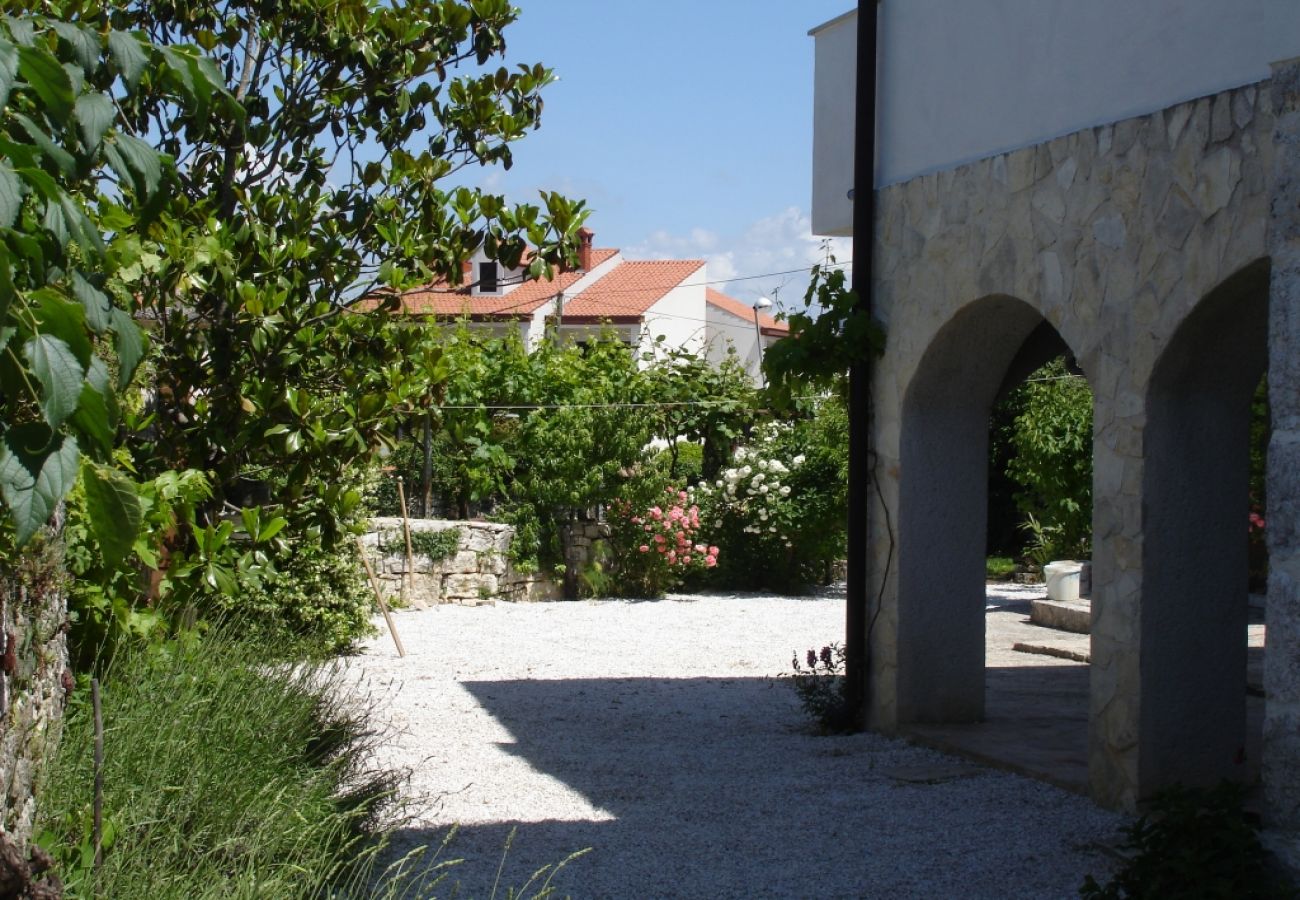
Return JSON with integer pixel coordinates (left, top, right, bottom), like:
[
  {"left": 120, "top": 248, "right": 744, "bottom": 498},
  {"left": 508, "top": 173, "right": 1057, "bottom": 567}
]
[
  {"left": 460, "top": 259, "right": 473, "bottom": 288},
  {"left": 577, "top": 227, "right": 594, "bottom": 272}
]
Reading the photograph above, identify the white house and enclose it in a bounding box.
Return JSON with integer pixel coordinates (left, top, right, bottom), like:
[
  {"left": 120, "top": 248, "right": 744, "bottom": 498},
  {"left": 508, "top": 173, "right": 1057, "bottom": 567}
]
[
  {"left": 808, "top": 0, "right": 1300, "bottom": 843},
  {"left": 811, "top": 1, "right": 1300, "bottom": 234},
  {"left": 390, "top": 227, "right": 786, "bottom": 380}
]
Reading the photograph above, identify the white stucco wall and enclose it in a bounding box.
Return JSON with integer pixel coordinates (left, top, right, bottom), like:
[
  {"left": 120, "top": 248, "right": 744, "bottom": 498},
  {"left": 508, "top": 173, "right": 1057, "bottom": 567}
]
[
  {"left": 811, "top": 0, "right": 1300, "bottom": 235},
  {"left": 640, "top": 279, "right": 708, "bottom": 361},
  {"left": 704, "top": 305, "right": 765, "bottom": 383}
]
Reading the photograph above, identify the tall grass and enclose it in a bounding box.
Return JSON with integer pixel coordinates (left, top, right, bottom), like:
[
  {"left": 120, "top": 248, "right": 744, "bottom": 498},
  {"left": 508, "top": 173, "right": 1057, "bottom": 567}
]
[{"left": 35, "top": 624, "right": 401, "bottom": 899}]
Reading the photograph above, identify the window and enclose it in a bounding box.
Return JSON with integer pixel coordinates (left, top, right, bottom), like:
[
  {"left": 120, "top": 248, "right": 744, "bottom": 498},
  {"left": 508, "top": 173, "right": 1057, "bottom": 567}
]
[{"left": 478, "top": 261, "right": 498, "bottom": 293}]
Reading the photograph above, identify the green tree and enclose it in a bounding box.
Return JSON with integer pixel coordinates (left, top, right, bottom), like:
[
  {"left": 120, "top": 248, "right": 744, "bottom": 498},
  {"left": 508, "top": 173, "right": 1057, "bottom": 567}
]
[
  {"left": 21, "top": 0, "right": 587, "bottom": 536},
  {"left": 642, "top": 344, "right": 757, "bottom": 480}
]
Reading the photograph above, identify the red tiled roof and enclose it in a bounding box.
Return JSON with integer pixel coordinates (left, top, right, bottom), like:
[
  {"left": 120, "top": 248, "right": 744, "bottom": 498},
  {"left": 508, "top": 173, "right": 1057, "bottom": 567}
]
[
  {"left": 561, "top": 260, "right": 706, "bottom": 318},
  {"left": 705, "top": 288, "right": 789, "bottom": 335},
  {"left": 384, "top": 248, "right": 619, "bottom": 317}
]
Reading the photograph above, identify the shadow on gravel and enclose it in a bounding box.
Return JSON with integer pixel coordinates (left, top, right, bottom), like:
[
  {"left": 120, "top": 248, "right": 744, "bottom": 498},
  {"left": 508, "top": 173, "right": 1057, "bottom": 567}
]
[{"left": 376, "top": 675, "right": 1117, "bottom": 899}]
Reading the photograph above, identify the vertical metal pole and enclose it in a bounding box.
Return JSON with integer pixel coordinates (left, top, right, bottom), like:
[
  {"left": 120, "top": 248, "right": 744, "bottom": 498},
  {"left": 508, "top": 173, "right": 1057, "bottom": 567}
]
[
  {"left": 751, "top": 308, "right": 767, "bottom": 389},
  {"left": 844, "top": 1, "right": 879, "bottom": 729}
]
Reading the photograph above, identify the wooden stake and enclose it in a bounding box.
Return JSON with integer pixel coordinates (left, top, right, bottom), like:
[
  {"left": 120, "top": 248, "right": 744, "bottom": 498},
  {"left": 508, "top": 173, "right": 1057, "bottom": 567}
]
[
  {"left": 356, "top": 536, "right": 406, "bottom": 657},
  {"left": 92, "top": 678, "right": 104, "bottom": 874},
  {"left": 396, "top": 476, "right": 415, "bottom": 606}
]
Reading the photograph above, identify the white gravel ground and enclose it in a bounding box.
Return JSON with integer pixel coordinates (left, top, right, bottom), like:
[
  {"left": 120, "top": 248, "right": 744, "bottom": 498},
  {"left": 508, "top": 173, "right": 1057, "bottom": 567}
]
[{"left": 342, "top": 587, "right": 1124, "bottom": 899}]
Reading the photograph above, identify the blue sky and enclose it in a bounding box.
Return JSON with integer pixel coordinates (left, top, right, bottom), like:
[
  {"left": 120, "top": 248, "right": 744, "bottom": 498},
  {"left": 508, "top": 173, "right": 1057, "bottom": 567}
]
[{"left": 469, "top": 1, "right": 854, "bottom": 309}]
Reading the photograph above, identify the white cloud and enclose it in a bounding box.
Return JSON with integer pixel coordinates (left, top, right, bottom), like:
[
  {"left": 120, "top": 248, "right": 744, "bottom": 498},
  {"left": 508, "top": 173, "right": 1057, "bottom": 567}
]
[{"left": 627, "top": 208, "right": 852, "bottom": 317}]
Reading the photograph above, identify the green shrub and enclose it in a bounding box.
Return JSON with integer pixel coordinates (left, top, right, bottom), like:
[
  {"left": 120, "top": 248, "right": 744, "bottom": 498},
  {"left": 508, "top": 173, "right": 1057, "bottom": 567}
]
[
  {"left": 605, "top": 474, "right": 718, "bottom": 597},
  {"left": 378, "top": 527, "right": 461, "bottom": 562},
  {"left": 694, "top": 398, "right": 848, "bottom": 593},
  {"left": 1005, "top": 357, "right": 1093, "bottom": 561},
  {"left": 36, "top": 625, "right": 397, "bottom": 899},
  {"left": 1080, "top": 782, "right": 1298, "bottom": 900},
  {"left": 788, "top": 643, "right": 854, "bottom": 733},
  {"left": 210, "top": 536, "right": 375, "bottom": 657},
  {"left": 986, "top": 556, "right": 1018, "bottom": 580}
]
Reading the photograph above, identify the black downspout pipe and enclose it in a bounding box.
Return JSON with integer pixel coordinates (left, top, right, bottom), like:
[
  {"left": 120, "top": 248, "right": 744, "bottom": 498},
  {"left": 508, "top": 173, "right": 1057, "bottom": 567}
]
[{"left": 844, "top": 1, "right": 879, "bottom": 729}]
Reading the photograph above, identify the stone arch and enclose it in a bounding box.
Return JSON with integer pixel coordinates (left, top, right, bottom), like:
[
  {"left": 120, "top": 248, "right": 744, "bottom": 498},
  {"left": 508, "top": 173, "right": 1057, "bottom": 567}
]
[
  {"left": 1139, "top": 257, "right": 1270, "bottom": 792},
  {"left": 896, "top": 294, "right": 1089, "bottom": 723}
]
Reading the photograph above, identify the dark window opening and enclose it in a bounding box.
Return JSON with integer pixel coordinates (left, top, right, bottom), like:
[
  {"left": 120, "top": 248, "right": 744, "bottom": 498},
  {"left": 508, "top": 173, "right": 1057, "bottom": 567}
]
[{"left": 479, "top": 262, "right": 498, "bottom": 293}]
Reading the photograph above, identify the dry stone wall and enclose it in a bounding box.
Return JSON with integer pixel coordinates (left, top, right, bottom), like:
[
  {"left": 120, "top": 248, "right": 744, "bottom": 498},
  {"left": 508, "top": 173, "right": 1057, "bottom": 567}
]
[
  {"left": 0, "top": 540, "right": 69, "bottom": 855},
  {"left": 360, "top": 518, "right": 599, "bottom": 605}
]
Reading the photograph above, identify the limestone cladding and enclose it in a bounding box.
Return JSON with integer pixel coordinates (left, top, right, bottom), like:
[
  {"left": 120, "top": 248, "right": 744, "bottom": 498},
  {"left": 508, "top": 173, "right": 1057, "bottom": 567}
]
[
  {"left": 1, "top": 542, "right": 69, "bottom": 853},
  {"left": 1266, "top": 57, "right": 1300, "bottom": 865},
  {"left": 866, "top": 78, "right": 1276, "bottom": 811}
]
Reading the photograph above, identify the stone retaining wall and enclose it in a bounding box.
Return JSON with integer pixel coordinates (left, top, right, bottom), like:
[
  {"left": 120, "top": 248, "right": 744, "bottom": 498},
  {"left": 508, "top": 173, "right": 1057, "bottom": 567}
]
[
  {"left": 361, "top": 518, "right": 596, "bottom": 605},
  {"left": 0, "top": 538, "right": 69, "bottom": 855}
]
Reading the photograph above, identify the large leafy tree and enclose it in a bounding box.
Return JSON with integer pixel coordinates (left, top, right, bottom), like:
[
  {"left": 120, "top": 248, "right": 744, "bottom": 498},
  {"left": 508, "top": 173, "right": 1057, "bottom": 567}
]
[{"left": 15, "top": 0, "right": 587, "bottom": 543}]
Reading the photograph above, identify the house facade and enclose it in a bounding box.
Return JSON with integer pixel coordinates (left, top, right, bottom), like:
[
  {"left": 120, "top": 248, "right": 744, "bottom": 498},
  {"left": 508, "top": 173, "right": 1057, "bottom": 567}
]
[
  {"left": 393, "top": 227, "right": 786, "bottom": 381},
  {"left": 810, "top": 0, "right": 1300, "bottom": 858}
]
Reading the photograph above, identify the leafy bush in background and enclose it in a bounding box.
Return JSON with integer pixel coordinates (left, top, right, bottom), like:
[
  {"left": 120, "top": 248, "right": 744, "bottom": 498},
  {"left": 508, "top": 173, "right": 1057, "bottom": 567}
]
[
  {"left": 695, "top": 398, "right": 847, "bottom": 592},
  {"left": 1004, "top": 357, "right": 1093, "bottom": 563}
]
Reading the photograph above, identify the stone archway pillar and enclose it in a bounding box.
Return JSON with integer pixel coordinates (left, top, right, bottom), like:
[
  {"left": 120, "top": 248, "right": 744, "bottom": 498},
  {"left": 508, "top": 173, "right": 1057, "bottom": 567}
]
[{"left": 1266, "top": 57, "right": 1300, "bottom": 861}]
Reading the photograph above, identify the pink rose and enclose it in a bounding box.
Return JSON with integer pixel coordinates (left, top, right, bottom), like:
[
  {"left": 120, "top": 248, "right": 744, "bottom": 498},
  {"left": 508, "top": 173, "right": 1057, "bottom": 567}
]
[
  {"left": 705, "top": 556, "right": 717, "bottom": 567},
  {"left": 683, "top": 555, "right": 692, "bottom": 564},
  {"left": 639, "top": 545, "right": 650, "bottom": 553},
  {"left": 708, "top": 546, "right": 719, "bottom": 555}
]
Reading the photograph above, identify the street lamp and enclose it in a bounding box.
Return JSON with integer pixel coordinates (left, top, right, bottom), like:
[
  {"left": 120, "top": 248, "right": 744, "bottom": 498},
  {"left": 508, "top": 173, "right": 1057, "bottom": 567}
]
[{"left": 752, "top": 296, "right": 773, "bottom": 389}]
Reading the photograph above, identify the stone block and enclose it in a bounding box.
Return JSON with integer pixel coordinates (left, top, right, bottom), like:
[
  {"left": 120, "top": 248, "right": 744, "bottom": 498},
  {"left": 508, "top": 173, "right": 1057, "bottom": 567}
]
[
  {"left": 1267, "top": 435, "right": 1300, "bottom": 550},
  {"left": 463, "top": 529, "right": 497, "bottom": 554},
  {"left": 1192, "top": 146, "right": 1241, "bottom": 219},
  {"left": 445, "top": 551, "right": 480, "bottom": 575},
  {"left": 442, "top": 574, "right": 492, "bottom": 599},
  {"left": 1029, "top": 597, "right": 1091, "bottom": 634}
]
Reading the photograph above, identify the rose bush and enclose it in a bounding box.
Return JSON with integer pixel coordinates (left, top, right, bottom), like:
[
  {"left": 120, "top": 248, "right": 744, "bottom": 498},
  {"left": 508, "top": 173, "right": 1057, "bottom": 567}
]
[{"left": 606, "top": 483, "right": 718, "bottom": 597}]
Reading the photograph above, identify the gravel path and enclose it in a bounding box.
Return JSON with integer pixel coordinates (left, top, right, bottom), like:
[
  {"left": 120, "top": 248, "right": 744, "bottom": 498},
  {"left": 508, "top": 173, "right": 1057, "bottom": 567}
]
[{"left": 343, "top": 586, "right": 1123, "bottom": 899}]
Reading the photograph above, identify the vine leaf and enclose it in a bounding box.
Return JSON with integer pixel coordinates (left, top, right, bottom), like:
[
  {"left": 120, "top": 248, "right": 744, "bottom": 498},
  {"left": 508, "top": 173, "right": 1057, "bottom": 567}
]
[
  {"left": 25, "top": 333, "right": 85, "bottom": 428},
  {"left": 107, "top": 30, "right": 147, "bottom": 89},
  {"left": 82, "top": 461, "right": 141, "bottom": 566},
  {"left": 0, "top": 427, "right": 78, "bottom": 544},
  {"left": 73, "top": 91, "right": 114, "bottom": 151}
]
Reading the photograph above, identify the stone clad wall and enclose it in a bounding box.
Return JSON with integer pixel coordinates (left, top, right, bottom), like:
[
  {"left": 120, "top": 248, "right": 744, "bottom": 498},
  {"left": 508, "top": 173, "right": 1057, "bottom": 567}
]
[
  {"left": 0, "top": 540, "right": 69, "bottom": 854},
  {"left": 866, "top": 78, "right": 1276, "bottom": 810},
  {"left": 360, "top": 517, "right": 605, "bottom": 605},
  {"left": 1265, "top": 58, "right": 1300, "bottom": 869}
]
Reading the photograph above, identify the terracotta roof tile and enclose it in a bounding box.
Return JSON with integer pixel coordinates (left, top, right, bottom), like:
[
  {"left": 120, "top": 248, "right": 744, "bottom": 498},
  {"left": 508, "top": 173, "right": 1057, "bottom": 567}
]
[
  {"left": 562, "top": 260, "right": 706, "bottom": 318},
  {"left": 706, "top": 288, "right": 788, "bottom": 334},
  {"left": 385, "top": 248, "right": 619, "bottom": 317}
]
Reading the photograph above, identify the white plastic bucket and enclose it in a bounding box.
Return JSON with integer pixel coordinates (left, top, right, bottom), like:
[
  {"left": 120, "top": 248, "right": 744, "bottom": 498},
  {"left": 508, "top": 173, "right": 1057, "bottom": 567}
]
[{"left": 1044, "top": 560, "right": 1084, "bottom": 604}]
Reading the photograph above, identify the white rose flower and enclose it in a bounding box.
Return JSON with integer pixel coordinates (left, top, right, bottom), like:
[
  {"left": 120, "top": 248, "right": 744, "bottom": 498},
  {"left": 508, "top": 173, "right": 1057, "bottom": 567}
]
[
  {"left": 792, "top": 454, "right": 806, "bottom": 466},
  {"left": 752, "top": 472, "right": 765, "bottom": 483},
  {"left": 760, "top": 485, "right": 769, "bottom": 494},
  {"left": 768, "top": 526, "right": 778, "bottom": 533},
  {"left": 780, "top": 486, "right": 791, "bottom": 496},
  {"left": 735, "top": 448, "right": 748, "bottom": 462}
]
